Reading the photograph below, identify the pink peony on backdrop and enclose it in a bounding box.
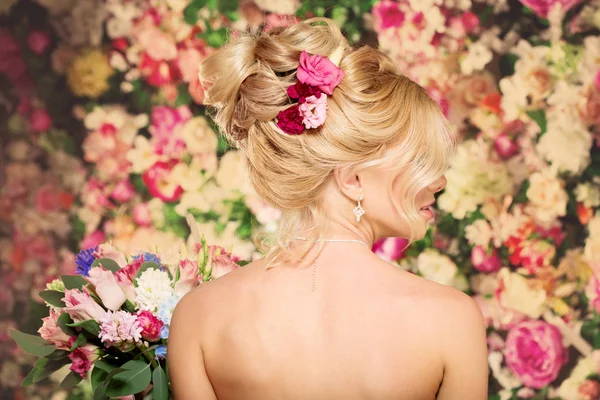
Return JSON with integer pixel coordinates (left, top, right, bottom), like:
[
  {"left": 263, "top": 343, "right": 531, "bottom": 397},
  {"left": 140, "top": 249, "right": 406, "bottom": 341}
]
[{"left": 1, "top": 0, "right": 600, "bottom": 399}]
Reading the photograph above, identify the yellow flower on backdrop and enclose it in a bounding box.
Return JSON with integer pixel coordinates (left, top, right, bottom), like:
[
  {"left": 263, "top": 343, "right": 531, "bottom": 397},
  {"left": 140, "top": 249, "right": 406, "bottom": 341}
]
[{"left": 67, "top": 48, "right": 114, "bottom": 98}]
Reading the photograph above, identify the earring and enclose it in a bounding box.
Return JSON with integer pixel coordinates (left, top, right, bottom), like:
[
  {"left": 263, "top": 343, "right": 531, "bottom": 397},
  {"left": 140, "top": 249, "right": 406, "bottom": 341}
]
[{"left": 353, "top": 195, "right": 365, "bottom": 223}]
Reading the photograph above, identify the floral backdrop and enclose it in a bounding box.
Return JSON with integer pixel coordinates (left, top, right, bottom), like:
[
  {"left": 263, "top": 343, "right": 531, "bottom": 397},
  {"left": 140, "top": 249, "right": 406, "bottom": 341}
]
[{"left": 1, "top": 0, "right": 600, "bottom": 399}]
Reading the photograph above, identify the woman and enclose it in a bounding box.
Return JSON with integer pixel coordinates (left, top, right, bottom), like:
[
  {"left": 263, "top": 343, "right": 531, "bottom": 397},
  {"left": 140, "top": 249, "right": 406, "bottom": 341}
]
[{"left": 168, "top": 18, "right": 488, "bottom": 400}]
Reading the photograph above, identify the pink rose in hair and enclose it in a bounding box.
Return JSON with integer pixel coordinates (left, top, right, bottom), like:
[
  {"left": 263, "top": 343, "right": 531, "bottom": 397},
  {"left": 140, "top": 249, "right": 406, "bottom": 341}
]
[
  {"left": 471, "top": 246, "right": 502, "bottom": 273},
  {"left": 136, "top": 310, "right": 163, "bottom": 342},
  {"left": 68, "top": 338, "right": 100, "bottom": 378},
  {"left": 504, "top": 320, "right": 566, "bottom": 389},
  {"left": 372, "top": 0, "right": 405, "bottom": 32},
  {"left": 297, "top": 51, "right": 344, "bottom": 96},
  {"left": 276, "top": 105, "right": 305, "bottom": 135},
  {"left": 27, "top": 31, "right": 51, "bottom": 55},
  {"left": 62, "top": 288, "right": 107, "bottom": 322},
  {"left": 518, "top": 0, "right": 584, "bottom": 18},
  {"left": 299, "top": 93, "right": 328, "bottom": 129},
  {"left": 38, "top": 309, "right": 72, "bottom": 350}
]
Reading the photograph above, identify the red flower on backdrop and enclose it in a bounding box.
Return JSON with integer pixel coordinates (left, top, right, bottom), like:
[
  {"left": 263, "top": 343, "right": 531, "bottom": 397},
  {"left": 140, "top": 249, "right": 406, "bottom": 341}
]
[{"left": 142, "top": 160, "right": 184, "bottom": 202}]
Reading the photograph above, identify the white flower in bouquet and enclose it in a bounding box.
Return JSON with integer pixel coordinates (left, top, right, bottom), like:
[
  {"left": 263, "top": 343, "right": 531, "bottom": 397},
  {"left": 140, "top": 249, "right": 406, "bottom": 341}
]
[
  {"left": 575, "top": 183, "right": 600, "bottom": 208},
  {"left": 438, "top": 140, "right": 513, "bottom": 219},
  {"left": 135, "top": 268, "right": 174, "bottom": 313},
  {"left": 585, "top": 213, "right": 600, "bottom": 264}
]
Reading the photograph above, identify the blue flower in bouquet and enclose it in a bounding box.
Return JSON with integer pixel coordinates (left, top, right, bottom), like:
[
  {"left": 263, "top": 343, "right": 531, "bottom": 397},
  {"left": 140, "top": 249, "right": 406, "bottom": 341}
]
[
  {"left": 157, "top": 295, "right": 182, "bottom": 325},
  {"left": 160, "top": 324, "right": 169, "bottom": 339},
  {"left": 133, "top": 252, "right": 161, "bottom": 266},
  {"left": 75, "top": 246, "right": 98, "bottom": 276},
  {"left": 155, "top": 345, "right": 167, "bottom": 359}
]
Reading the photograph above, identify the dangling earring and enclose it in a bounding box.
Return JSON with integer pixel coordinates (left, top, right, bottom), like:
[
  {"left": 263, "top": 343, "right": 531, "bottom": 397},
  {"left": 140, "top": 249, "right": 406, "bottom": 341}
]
[{"left": 353, "top": 195, "right": 365, "bottom": 223}]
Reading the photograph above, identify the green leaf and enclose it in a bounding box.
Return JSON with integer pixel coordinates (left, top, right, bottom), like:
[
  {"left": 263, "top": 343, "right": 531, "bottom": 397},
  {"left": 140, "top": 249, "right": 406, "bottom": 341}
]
[
  {"left": 61, "top": 275, "right": 88, "bottom": 289},
  {"left": 91, "top": 258, "right": 121, "bottom": 273},
  {"left": 91, "top": 365, "right": 108, "bottom": 392},
  {"left": 95, "top": 367, "right": 127, "bottom": 400},
  {"left": 10, "top": 329, "right": 55, "bottom": 357},
  {"left": 69, "top": 333, "right": 87, "bottom": 351},
  {"left": 526, "top": 110, "right": 547, "bottom": 135},
  {"left": 60, "top": 370, "right": 83, "bottom": 389},
  {"left": 66, "top": 320, "right": 101, "bottom": 337},
  {"left": 184, "top": 3, "right": 201, "bottom": 25},
  {"left": 105, "top": 360, "right": 152, "bottom": 397},
  {"left": 152, "top": 365, "right": 169, "bottom": 400},
  {"left": 47, "top": 350, "right": 69, "bottom": 360},
  {"left": 499, "top": 53, "right": 519, "bottom": 76},
  {"left": 39, "top": 290, "right": 66, "bottom": 307},
  {"left": 57, "top": 312, "right": 78, "bottom": 337},
  {"left": 33, "top": 357, "right": 70, "bottom": 383},
  {"left": 136, "top": 262, "right": 161, "bottom": 279},
  {"left": 21, "top": 367, "right": 38, "bottom": 387}
]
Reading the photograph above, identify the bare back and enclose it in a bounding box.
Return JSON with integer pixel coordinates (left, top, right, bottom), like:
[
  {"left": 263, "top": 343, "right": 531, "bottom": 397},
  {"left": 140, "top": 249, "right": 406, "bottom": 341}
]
[{"left": 169, "top": 247, "right": 488, "bottom": 400}]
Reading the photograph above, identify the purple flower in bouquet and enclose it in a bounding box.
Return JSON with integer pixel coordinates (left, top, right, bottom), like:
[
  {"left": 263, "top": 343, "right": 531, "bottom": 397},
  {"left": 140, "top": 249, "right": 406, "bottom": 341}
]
[
  {"left": 75, "top": 246, "right": 98, "bottom": 276},
  {"left": 133, "top": 252, "right": 161, "bottom": 266},
  {"left": 159, "top": 324, "right": 169, "bottom": 339}
]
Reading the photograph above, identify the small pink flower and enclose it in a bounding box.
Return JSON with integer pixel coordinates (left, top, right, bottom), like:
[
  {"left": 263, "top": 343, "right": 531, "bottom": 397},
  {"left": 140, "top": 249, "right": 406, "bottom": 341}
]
[
  {"left": 93, "top": 244, "right": 127, "bottom": 268},
  {"left": 35, "top": 184, "right": 59, "bottom": 214},
  {"left": 68, "top": 339, "right": 100, "bottom": 378},
  {"left": 177, "top": 48, "right": 202, "bottom": 83},
  {"left": 579, "top": 380, "right": 600, "bottom": 400},
  {"left": 80, "top": 231, "right": 106, "bottom": 250},
  {"left": 133, "top": 20, "right": 177, "bottom": 61},
  {"left": 505, "top": 320, "right": 567, "bottom": 389},
  {"left": 263, "top": 14, "right": 300, "bottom": 32},
  {"left": 136, "top": 310, "right": 163, "bottom": 342},
  {"left": 461, "top": 11, "right": 480, "bottom": 33},
  {"left": 29, "top": 108, "right": 52, "bottom": 132},
  {"left": 494, "top": 134, "right": 520, "bottom": 159},
  {"left": 518, "top": 0, "right": 584, "bottom": 18},
  {"left": 109, "top": 179, "right": 135, "bottom": 203},
  {"left": 174, "top": 259, "right": 200, "bottom": 295},
  {"left": 98, "top": 310, "right": 142, "bottom": 351},
  {"left": 27, "top": 31, "right": 51, "bottom": 55},
  {"left": 372, "top": 237, "right": 408, "bottom": 262},
  {"left": 207, "top": 246, "right": 239, "bottom": 279},
  {"left": 298, "top": 93, "right": 327, "bottom": 129},
  {"left": 38, "top": 309, "right": 72, "bottom": 350},
  {"left": 133, "top": 203, "right": 152, "bottom": 227},
  {"left": 139, "top": 53, "right": 176, "bottom": 87},
  {"left": 471, "top": 246, "right": 502, "bottom": 273},
  {"left": 142, "top": 160, "right": 184, "bottom": 202},
  {"left": 62, "top": 288, "right": 107, "bottom": 323},
  {"left": 585, "top": 276, "right": 600, "bottom": 314},
  {"left": 372, "top": 0, "right": 405, "bottom": 32},
  {"left": 296, "top": 51, "right": 344, "bottom": 96},
  {"left": 149, "top": 105, "right": 191, "bottom": 139},
  {"left": 84, "top": 267, "right": 127, "bottom": 311},
  {"left": 188, "top": 75, "right": 205, "bottom": 105}
]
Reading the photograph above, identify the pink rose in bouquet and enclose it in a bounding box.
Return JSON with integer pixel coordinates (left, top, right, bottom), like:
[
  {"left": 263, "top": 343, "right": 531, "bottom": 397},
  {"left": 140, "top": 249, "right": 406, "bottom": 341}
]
[
  {"left": 27, "top": 31, "right": 51, "bottom": 55},
  {"left": 62, "top": 288, "right": 107, "bottom": 322},
  {"left": 206, "top": 246, "right": 239, "bottom": 279},
  {"left": 84, "top": 267, "right": 127, "bottom": 310},
  {"left": 372, "top": 0, "right": 405, "bottom": 32},
  {"left": 471, "top": 246, "right": 503, "bottom": 273},
  {"left": 38, "top": 309, "right": 72, "bottom": 350},
  {"left": 68, "top": 339, "right": 100, "bottom": 378},
  {"left": 136, "top": 310, "right": 164, "bottom": 342},
  {"left": 174, "top": 259, "right": 200, "bottom": 296},
  {"left": 93, "top": 244, "right": 127, "bottom": 268},
  {"left": 505, "top": 320, "right": 567, "bottom": 389},
  {"left": 297, "top": 51, "right": 344, "bottom": 96},
  {"left": 518, "top": 0, "right": 584, "bottom": 18},
  {"left": 114, "top": 256, "right": 146, "bottom": 303}
]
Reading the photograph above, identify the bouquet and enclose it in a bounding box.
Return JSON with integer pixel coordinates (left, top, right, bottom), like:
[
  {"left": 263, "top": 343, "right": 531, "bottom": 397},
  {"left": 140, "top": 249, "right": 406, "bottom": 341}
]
[{"left": 10, "top": 223, "right": 240, "bottom": 399}]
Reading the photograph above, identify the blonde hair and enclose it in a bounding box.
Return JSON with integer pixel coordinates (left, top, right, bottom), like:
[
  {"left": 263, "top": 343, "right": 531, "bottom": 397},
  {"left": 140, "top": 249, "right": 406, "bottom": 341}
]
[{"left": 199, "top": 18, "right": 455, "bottom": 266}]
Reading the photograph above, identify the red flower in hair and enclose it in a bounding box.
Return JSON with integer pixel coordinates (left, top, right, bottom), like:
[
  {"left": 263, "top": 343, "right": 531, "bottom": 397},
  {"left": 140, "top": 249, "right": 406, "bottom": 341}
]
[
  {"left": 287, "top": 82, "right": 323, "bottom": 103},
  {"left": 276, "top": 105, "right": 304, "bottom": 135}
]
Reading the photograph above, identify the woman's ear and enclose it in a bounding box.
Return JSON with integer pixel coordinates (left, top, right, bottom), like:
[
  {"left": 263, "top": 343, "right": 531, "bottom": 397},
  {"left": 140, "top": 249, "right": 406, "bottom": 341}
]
[{"left": 333, "top": 166, "right": 363, "bottom": 201}]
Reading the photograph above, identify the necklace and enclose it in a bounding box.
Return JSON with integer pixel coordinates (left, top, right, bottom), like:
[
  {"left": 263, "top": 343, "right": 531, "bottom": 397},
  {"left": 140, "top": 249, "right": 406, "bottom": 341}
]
[{"left": 292, "top": 237, "right": 370, "bottom": 291}]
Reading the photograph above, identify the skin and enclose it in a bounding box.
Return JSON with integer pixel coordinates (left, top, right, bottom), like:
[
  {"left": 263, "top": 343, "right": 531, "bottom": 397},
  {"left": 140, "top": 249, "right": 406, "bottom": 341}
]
[{"left": 169, "top": 160, "right": 489, "bottom": 400}]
